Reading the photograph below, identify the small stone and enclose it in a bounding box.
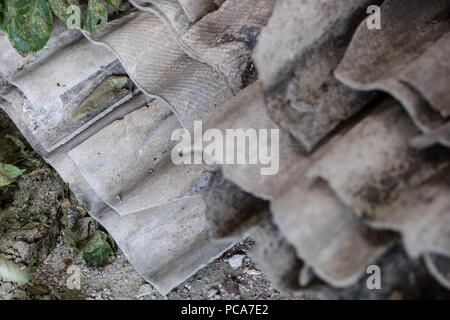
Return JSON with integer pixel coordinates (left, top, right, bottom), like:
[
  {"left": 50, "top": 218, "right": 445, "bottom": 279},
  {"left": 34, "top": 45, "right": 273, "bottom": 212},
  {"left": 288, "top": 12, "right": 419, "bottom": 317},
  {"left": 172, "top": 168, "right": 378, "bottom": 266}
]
[
  {"left": 228, "top": 254, "right": 245, "bottom": 269},
  {"left": 245, "top": 269, "right": 261, "bottom": 276},
  {"left": 12, "top": 241, "right": 30, "bottom": 259},
  {"left": 59, "top": 199, "right": 72, "bottom": 215},
  {"left": 0, "top": 282, "right": 13, "bottom": 293},
  {"left": 206, "top": 288, "right": 217, "bottom": 298},
  {"left": 136, "top": 284, "right": 153, "bottom": 298}
]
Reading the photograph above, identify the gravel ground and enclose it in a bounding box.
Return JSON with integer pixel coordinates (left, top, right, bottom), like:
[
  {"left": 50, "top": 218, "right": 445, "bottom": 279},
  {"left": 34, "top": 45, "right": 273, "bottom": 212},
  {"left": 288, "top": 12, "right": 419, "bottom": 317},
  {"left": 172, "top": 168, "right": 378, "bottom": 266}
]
[{"left": 0, "top": 237, "right": 294, "bottom": 300}]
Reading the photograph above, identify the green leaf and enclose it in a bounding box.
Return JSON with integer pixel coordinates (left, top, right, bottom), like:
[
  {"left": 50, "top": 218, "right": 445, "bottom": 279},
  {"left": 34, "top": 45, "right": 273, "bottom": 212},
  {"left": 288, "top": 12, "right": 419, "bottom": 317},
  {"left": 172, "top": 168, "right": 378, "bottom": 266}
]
[
  {"left": 0, "top": 0, "right": 8, "bottom": 32},
  {"left": 48, "top": 0, "right": 79, "bottom": 25},
  {"left": 84, "top": 0, "right": 107, "bottom": 36},
  {"left": 6, "top": 134, "right": 40, "bottom": 167},
  {"left": 80, "top": 230, "right": 114, "bottom": 266},
  {"left": 7, "top": 0, "right": 53, "bottom": 54},
  {"left": 0, "top": 162, "right": 25, "bottom": 187},
  {"left": 105, "top": 0, "right": 120, "bottom": 10},
  {"left": 6, "top": 134, "right": 27, "bottom": 151},
  {"left": 0, "top": 256, "right": 32, "bottom": 282}
]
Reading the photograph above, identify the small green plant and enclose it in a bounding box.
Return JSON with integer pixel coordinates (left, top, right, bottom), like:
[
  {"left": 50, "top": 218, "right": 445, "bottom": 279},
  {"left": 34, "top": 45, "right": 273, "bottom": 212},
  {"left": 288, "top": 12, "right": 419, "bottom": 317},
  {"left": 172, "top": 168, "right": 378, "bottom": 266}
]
[
  {"left": 80, "top": 230, "right": 115, "bottom": 266},
  {"left": 0, "top": 0, "right": 126, "bottom": 55},
  {"left": 6, "top": 134, "right": 41, "bottom": 168},
  {"left": 0, "top": 256, "right": 32, "bottom": 282},
  {"left": 0, "top": 162, "right": 25, "bottom": 187},
  {"left": 63, "top": 212, "right": 115, "bottom": 266}
]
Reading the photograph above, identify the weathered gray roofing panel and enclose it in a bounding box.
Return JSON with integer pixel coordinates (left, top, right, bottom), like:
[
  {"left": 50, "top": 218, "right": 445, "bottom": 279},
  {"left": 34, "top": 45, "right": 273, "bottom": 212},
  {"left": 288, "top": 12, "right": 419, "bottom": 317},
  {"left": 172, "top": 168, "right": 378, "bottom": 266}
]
[{"left": 1, "top": 0, "right": 449, "bottom": 294}]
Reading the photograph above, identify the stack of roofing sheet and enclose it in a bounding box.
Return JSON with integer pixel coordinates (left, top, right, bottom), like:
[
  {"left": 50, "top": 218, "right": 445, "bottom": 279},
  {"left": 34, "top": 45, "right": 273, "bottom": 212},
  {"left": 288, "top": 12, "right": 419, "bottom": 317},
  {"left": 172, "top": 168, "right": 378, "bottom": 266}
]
[
  {"left": 0, "top": 0, "right": 448, "bottom": 296},
  {"left": 203, "top": 0, "right": 450, "bottom": 295},
  {"left": 0, "top": 0, "right": 274, "bottom": 294}
]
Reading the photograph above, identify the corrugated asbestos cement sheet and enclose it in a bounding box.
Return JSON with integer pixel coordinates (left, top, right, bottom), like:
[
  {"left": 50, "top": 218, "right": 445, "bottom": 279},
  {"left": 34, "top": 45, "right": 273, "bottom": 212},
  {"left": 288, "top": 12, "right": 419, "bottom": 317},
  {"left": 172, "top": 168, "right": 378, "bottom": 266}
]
[{"left": 0, "top": 0, "right": 449, "bottom": 295}]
